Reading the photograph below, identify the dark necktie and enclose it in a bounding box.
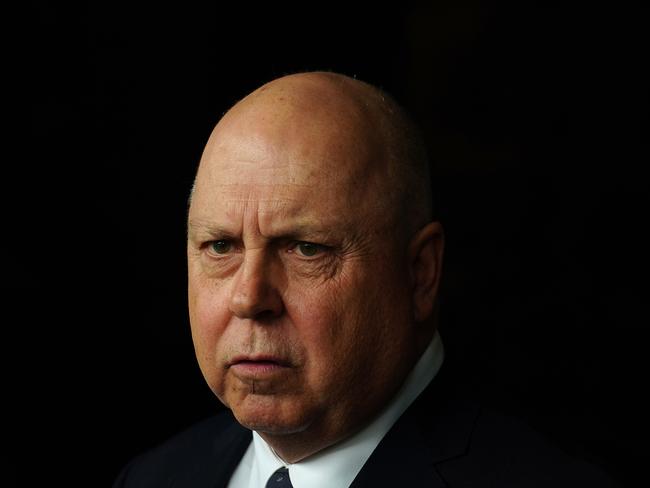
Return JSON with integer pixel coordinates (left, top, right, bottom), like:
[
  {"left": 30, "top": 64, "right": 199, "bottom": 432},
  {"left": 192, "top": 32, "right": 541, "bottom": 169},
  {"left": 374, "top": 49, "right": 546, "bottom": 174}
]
[{"left": 265, "top": 466, "right": 293, "bottom": 488}]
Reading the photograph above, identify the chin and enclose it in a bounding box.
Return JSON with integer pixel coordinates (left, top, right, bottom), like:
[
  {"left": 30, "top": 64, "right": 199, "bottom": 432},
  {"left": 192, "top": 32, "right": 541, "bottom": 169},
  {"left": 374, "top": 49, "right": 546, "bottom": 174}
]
[
  {"left": 240, "top": 419, "right": 308, "bottom": 436},
  {"left": 231, "top": 398, "right": 311, "bottom": 435}
]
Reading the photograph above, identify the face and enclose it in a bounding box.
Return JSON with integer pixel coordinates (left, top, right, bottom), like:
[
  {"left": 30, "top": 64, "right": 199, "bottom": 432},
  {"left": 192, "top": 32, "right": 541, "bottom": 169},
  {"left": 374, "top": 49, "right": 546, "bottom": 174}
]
[{"left": 187, "top": 88, "right": 422, "bottom": 448}]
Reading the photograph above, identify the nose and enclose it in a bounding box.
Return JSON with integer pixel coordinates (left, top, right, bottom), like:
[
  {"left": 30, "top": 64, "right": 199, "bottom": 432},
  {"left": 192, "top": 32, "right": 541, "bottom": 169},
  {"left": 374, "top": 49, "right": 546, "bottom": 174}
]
[{"left": 228, "top": 249, "right": 284, "bottom": 320}]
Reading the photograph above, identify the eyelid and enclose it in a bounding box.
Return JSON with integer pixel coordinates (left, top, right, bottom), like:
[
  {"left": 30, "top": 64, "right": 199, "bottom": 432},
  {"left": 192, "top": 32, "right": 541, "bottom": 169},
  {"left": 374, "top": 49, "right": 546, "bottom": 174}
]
[
  {"left": 201, "top": 238, "right": 330, "bottom": 256},
  {"left": 288, "top": 241, "right": 329, "bottom": 258},
  {"left": 203, "top": 238, "right": 239, "bottom": 256},
  {"left": 202, "top": 237, "right": 233, "bottom": 246}
]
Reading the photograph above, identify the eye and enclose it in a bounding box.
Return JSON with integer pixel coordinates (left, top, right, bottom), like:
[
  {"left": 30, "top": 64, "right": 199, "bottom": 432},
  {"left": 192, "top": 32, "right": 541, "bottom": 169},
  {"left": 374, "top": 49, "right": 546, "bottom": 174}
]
[
  {"left": 209, "top": 240, "right": 232, "bottom": 254},
  {"left": 293, "top": 241, "right": 324, "bottom": 257}
]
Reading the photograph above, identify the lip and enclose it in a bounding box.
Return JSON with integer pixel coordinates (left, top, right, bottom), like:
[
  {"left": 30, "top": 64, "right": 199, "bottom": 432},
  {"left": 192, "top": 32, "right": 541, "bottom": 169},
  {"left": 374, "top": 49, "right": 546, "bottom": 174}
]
[
  {"left": 229, "top": 354, "right": 291, "bottom": 367},
  {"left": 228, "top": 355, "right": 292, "bottom": 378}
]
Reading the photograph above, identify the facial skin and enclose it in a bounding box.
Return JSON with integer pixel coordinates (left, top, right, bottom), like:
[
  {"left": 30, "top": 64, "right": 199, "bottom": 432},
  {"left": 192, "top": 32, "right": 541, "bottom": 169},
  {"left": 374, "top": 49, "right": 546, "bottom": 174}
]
[{"left": 187, "top": 72, "right": 444, "bottom": 462}]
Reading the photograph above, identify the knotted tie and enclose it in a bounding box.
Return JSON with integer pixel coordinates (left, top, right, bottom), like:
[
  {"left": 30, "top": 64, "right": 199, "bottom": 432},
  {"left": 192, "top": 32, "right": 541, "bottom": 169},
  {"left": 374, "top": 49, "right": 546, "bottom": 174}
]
[{"left": 265, "top": 466, "right": 293, "bottom": 488}]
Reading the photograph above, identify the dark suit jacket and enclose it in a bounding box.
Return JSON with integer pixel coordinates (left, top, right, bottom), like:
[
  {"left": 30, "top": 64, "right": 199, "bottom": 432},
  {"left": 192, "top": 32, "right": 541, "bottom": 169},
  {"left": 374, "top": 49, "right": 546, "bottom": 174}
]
[{"left": 113, "top": 364, "right": 618, "bottom": 487}]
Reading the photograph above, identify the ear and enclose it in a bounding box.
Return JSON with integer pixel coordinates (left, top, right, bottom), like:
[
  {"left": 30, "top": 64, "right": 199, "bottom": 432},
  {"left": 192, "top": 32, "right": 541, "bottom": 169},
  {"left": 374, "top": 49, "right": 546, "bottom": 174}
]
[{"left": 408, "top": 222, "right": 445, "bottom": 322}]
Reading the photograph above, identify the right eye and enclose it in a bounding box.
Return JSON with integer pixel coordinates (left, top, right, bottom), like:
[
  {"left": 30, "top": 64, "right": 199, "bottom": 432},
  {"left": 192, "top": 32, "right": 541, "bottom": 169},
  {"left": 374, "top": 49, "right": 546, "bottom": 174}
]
[{"left": 209, "top": 240, "right": 232, "bottom": 254}]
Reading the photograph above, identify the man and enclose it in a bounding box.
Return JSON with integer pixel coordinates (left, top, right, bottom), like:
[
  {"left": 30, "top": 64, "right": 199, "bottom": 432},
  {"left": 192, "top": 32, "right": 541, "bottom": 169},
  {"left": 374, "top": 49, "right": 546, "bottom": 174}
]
[{"left": 114, "top": 72, "right": 616, "bottom": 487}]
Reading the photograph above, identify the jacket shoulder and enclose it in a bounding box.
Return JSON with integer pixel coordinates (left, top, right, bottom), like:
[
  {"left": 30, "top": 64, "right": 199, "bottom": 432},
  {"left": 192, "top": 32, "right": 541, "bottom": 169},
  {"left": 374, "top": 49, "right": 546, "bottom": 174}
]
[
  {"left": 113, "top": 411, "right": 251, "bottom": 488},
  {"left": 436, "top": 406, "right": 619, "bottom": 487}
]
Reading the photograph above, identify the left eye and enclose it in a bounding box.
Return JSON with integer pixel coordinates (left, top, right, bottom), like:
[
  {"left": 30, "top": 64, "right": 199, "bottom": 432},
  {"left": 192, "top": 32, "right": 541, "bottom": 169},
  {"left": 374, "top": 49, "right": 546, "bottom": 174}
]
[
  {"left": 210, "top": 240, "right": 232, "bottom": 254},
  {"left": 293, "top": 242, "right": 324, "bottom": 257}
]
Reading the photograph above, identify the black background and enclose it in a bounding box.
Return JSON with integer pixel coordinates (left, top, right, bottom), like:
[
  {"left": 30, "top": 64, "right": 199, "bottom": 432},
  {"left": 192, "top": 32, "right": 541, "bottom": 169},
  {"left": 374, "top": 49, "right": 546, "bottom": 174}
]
[{"left": 16, "top": 2, "right": 647, "bottom": 486}]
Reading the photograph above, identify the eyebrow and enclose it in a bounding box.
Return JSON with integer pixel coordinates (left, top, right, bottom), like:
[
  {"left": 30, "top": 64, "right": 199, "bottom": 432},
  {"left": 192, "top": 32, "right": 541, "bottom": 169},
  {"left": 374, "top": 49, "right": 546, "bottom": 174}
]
[
  {"left": 187, "top": 220, "right": 234, "bottom": 239},
  {"left": 187, "top": 219, "right": 339, "bottom": 242}
]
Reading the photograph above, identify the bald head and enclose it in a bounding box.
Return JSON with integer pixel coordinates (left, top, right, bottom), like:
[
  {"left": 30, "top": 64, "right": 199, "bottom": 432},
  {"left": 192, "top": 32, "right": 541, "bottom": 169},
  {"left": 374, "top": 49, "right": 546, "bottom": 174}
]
[{"left": 192, "top": 72, "right": 433, "bottom": 236}]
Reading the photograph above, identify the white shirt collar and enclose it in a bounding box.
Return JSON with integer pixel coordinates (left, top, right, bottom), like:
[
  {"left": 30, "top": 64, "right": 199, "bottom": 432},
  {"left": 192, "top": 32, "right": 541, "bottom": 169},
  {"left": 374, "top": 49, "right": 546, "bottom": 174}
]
[{"left": 228, "top": 330, "right": 444, "bottom": 488}]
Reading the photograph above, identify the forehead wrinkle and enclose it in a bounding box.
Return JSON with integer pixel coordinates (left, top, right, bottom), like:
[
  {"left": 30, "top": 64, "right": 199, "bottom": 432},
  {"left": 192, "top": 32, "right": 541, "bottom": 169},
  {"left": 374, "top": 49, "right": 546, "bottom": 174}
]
[
  {"left": 215, "top": 183, "right": 312, "bottom": 197},
  {"left": 222, "top": 199, "right": 302, "bottom": 231},
  {"left": 190, "top": 193, "right": 352, "bottom": 241},
  {"left": 203, "top": 141, "right": 322, "bottom": 174},
  {"left": 191, "top": 195, "right": 337, "bottom": 240},
  {"left": 187, "top": 219, "right": 235, "bottom": 240},
  {"left": 210, "top": 155, "right": 315, "bottom": 171}
]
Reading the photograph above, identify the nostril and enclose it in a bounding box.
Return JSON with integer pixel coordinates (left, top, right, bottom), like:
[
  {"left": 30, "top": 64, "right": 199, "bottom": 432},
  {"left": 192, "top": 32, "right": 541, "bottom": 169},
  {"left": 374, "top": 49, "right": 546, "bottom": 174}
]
[
  {"left": 229, "top": 294, "right": 284, "bottom": 320},
  {"left": 255, "top": 307, "right": 283, "bottom": 321}
]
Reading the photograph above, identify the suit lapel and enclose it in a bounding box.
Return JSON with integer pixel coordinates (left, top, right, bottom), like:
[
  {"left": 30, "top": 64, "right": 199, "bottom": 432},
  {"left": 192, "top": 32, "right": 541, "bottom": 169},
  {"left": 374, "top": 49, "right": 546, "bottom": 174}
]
[
  {"left": 350, "top": 363, "right": 480, "bottom": 488},
  {"left": 349, "top": 413, "right": 449, "bottom": 488}
]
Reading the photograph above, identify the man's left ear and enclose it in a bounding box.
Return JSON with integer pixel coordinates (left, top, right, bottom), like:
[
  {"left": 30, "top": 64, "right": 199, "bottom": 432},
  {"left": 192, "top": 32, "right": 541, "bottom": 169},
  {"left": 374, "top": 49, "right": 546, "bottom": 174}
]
[{"left": 408, "top": 221, "right": 445, "bottom": 322}]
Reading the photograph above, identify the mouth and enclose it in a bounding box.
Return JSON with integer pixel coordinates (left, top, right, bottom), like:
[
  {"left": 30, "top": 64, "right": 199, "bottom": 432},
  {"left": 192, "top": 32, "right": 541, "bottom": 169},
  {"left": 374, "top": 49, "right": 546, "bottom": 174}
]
[
  {"left": 228, "top": 355, "right": 292, "bottom": 378},
  {"left": 229, "top": 354, "right": 291, "bottom": 367}
]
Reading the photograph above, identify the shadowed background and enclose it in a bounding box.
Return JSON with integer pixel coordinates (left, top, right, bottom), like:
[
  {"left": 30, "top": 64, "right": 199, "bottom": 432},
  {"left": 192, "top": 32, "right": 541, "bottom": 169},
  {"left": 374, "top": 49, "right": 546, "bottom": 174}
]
[{"left": 17, "top": 2, "right": 647, "bottom": 486}]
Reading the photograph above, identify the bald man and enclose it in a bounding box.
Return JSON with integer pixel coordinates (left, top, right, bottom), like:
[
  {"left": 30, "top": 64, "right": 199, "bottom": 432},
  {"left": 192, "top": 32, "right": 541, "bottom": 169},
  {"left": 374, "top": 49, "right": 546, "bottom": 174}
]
[{"left": 113, "top": 72, "right": 618, "bottom": 487}]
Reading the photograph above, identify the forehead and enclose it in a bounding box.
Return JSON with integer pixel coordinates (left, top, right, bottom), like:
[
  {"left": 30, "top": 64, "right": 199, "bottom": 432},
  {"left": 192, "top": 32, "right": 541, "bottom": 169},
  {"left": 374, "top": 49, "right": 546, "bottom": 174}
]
[
  {"left": 192, "top": 120, "right": 388, "bottom": 222},
  {"left": 190, "top": 158, "right": 369, "bottom": 239},
  {"left": 195, "top": 138, "right": 354, "bottom": 202}
]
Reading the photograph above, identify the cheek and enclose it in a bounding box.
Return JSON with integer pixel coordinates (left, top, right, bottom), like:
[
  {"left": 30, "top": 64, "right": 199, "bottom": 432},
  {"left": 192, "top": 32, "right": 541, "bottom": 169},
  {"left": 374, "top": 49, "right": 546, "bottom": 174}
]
[
  {"left": 294, "top": 263, "right": 410, "bottom": 386},
  {"left": 188, "top": 276, "right": 232, "bottom": 379},
  {"left": 286, "top": 277, "right": 342, "bottom": 340},
  {"left": 284, "top": 273, "right": 365, "bottom": 388}
]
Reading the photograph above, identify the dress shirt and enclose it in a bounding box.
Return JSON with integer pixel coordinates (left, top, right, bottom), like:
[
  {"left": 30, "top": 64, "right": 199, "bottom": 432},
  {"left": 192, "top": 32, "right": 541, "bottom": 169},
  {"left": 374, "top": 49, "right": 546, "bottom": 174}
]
[{"left": 227, "top": 330, "right": 444, "bottom": 488}]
